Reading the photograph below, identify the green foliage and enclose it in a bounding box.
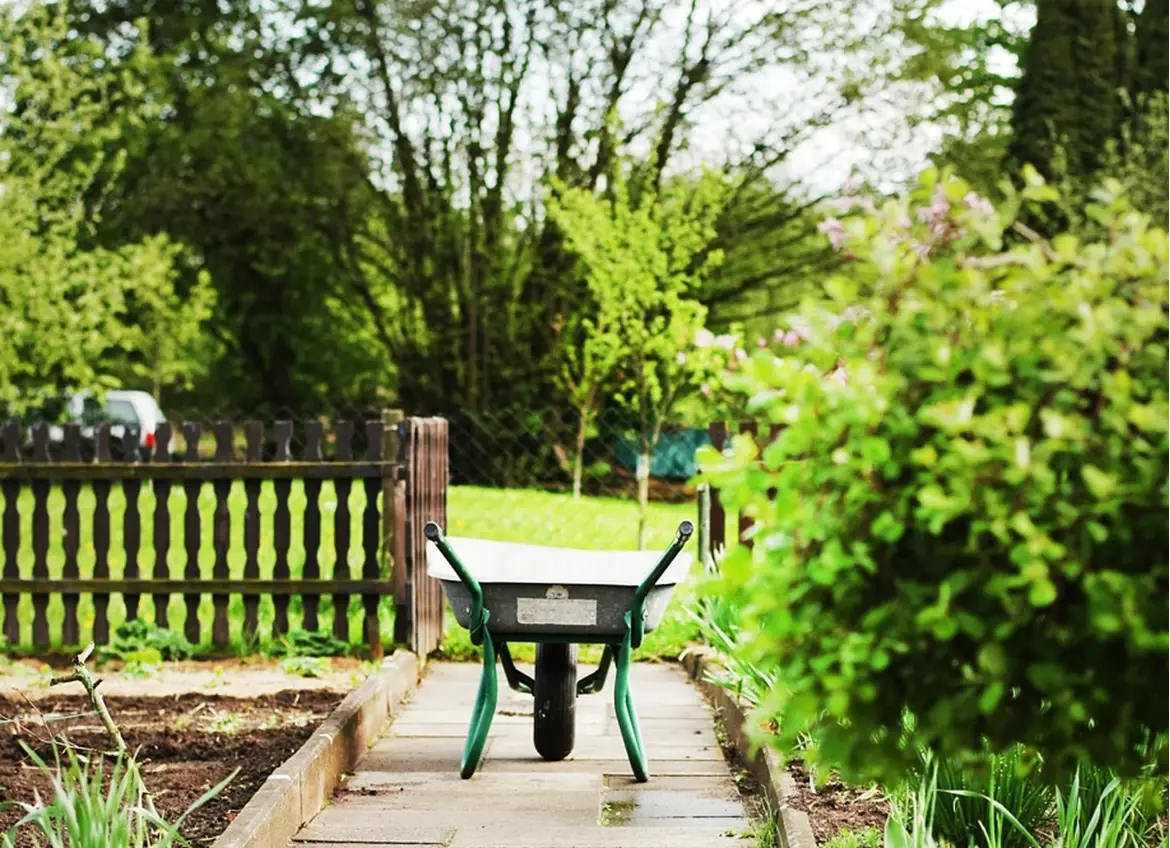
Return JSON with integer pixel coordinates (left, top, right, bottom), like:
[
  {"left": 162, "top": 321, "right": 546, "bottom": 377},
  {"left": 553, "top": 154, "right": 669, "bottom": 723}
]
[
  {"left": 890, "top": 761, "right": 1164, "bottom": 848},
  {"left": 0, "top": 3, "right": 216, "bottom": 412},
  {"left": 551, "top": 166, "right": 731, "bottom": 544},
  {"left": 278, "top": 656, "right": 331, "bottom": 679},
  {"left": 98, "top": 620, "right": 194, "bottom": 664},
  {"left": 909, "top": 747, "right": 1051, "bottom": 848},
  {"left": 701, "top": 169, "right": 1169, "bottom": 784},
  {"left": 1015, "top": 0, "right": 1123, "bottom": 183},
  {"left": 824, "top": 826, "right": 884, "bottom": 848},
  {"left": 690, "top": 591, "right": 778, "bottom": 710},
  {"left": 275, "top": 629, "right": 352, "bottom": 659},
  {"left": 2, "top": 741, "right": 234, "bottom": 848}
]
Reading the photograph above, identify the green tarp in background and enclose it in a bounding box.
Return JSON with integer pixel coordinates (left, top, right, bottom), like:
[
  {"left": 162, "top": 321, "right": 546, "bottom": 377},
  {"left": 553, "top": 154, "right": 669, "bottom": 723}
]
[{"left": 613, "top": 428, "right": 712, "bottom": 480}]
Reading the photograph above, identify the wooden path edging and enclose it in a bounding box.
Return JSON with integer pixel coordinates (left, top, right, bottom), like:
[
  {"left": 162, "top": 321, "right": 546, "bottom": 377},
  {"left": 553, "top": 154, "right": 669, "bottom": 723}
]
[
  {"left": 682, "top": 647, "right": 818, "bottom": 848},
  {"left": 212, "top": 650, "right": 420, "bottom": 848}
]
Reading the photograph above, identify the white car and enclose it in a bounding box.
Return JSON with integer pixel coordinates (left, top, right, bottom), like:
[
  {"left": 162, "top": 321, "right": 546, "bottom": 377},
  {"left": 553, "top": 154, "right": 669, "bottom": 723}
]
[{"left": 44, "top": 390, "right": 178, "bottom": 460}]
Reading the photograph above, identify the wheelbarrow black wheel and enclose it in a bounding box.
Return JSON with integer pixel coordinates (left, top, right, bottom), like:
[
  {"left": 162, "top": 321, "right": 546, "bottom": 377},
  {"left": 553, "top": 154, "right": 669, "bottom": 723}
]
[{"left": 533, "top": 643, "right": 577, "bottom": 761}]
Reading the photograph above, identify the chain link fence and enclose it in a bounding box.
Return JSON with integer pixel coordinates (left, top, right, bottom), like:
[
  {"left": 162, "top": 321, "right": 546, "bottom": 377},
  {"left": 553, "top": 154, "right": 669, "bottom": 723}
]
[{"left": 434, "top": 407, "right": 709, "bottom": 552}]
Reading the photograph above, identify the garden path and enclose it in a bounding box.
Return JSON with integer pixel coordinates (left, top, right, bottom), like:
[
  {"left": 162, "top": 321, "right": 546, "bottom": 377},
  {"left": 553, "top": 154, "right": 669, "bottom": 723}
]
[{"left": 291, "top": 661, "right": 759, "bottom": 847}]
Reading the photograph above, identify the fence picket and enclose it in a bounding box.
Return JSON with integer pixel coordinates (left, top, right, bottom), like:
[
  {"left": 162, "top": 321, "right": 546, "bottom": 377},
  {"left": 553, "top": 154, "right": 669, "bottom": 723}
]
[
  {"left": 272, "top": 421, "right": 292, "bottom": 638},
  {"left": 122, "top": 425, "right": 143, "bottom": 622},
  {"left": 362, "top": 419, "right": 383, "bottom": 657},
  {"left": 2, "top": 421, "right": 21, "bottom": 645},
  {"left": 302, "top": 421, "right": 323, "bottom": 632},
  {"left": 152, "top": 423, "right": 173, "bottom": 628},
  {"left": 243, "top": 422, "right": 263, "bottom": 642},
  {"left": 61, "top": 425, "right": 82, "bottom": 645},
  {"left": 93, "top": 426, "right": 112, "bottom": 644},
  {"left": 332, "top": 421, "right": 354, "bottom": 643},
  {"left": 212, "top": 423, "right": 233, "bottom": 646},
  {"left": 182, "top": 423, "right": 202, "bottom": 644},
  {"left": 31, "top": 425, "right": 51, "bottom": 647}
]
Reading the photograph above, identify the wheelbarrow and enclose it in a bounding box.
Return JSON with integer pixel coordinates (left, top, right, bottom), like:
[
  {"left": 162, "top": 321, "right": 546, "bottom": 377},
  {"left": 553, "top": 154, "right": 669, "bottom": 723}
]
[{"left": 423, "top": 520, "right": 694, "bottom": 782}]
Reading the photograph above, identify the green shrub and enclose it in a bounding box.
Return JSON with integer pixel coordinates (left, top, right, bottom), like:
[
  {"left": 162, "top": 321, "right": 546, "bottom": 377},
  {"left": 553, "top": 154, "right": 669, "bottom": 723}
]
[
  {"left": 701, "top": 170, "right": 1168, "bottom": 784},
  {"left": 279, "top": 656, "right": 331, "bottom": 678},
  {"left": 97, "top": 620, "right": 194, "bottom": 664},
  {"left": 274, "top": 629, "right": 351, "bottom": 658}
]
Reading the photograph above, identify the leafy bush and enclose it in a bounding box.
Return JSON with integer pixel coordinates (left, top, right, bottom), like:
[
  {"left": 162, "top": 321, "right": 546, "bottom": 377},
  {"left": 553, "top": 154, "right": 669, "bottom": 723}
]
[
  {"left": 279, "top": 656, "right": 331, "bottom": 679},
  {"left": 97, "top": 620, "right": 194, "bottom": 664},
  {"left": 274, "top": 629, "right": 351, "bottom": 658},
  {"left": 701, "top": 170, "right": 1168, "bottom": 783},
  {"left": 2, "top": 741, "right": 233, "bottom": 847}
]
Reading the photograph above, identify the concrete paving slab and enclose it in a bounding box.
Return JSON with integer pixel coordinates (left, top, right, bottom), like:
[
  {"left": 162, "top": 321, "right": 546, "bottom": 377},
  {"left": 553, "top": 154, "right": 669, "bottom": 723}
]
[
  {"left": 291, "top": 662, "right": 758, "bottom": 848},
  {"left": 447, "top": 824, "right": 753, "bottom": 847}
]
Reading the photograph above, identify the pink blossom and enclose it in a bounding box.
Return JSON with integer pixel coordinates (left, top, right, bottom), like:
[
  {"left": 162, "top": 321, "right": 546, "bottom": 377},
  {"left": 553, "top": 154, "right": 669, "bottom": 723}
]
[
  {"left": 757, "top": 337, "right": 768, "bottom": 349},
  {"left": 963, "top": 192, "right": 994, "bottom": 216},
  {"left": 714, "top": 334, "right": 738, "bottom": 351},
  {"left": 694, "top": 328, "right": 715, "bottom": 348},
  {"left": 828, "top": 364, "right": 848, "bottom": 385},
  {"left": 780, "top": 325, "right": 810, "bottom": 347},
  {"left": 773, "top": 328, "right": 787, "bottom": 344},
  {"left": 734, "top": 348, "right": 748, "bottom": 362},
  {"left": 700, "top": 384, "right": 712, "bottom": 397},
  {"left": 675, "top": 351, "right": 687, "bottom": 365},
  {"left": 818, "top": 217, "right": 848, "bottom": 250},
  {"left": 916, "top": 184, "right": 950, "bottom": 230}
]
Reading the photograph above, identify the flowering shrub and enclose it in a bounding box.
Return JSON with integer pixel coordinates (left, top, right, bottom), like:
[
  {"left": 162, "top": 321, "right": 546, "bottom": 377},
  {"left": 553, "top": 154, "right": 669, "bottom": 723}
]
[{"left": 699, "top": 169, "right": 1169, "bottom": 783}]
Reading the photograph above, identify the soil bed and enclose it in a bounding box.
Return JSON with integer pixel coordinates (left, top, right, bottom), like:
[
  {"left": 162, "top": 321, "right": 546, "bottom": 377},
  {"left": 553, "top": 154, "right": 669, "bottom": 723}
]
[
  {"left": 786, "top": 761, "right": 889, "bottom": 844},
  {"left": 0, "top": 689, "right": 342, "bottom": 846}
]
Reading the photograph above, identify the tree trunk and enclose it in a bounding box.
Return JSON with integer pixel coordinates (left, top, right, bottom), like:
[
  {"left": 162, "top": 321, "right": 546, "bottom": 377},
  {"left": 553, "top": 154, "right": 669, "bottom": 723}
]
[
  {"left": 572, "top": 411, "right": 590, "bottom": 499},
  {"left": 636, "top": 446, "right": 651, "bottom": 550}
]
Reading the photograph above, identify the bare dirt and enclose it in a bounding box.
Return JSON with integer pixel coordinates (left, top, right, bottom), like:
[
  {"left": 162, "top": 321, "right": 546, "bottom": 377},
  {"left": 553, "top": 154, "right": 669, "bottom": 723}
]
[
  {"left": 0, "top": 689, "right": 343, "bottom": 846},
  {"left": 786, "top": 761, "right": 890, "bottom": 844},
  {"left": 0, "top": 655, "right": 367, "bottom": 699}
]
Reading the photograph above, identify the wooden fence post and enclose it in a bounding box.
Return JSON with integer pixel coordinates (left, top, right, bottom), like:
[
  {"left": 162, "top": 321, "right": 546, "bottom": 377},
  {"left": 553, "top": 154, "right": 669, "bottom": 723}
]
[
  {"left": 707, "top": 422, "right": 728, "bottom": 560},
  {"left": 382, "top": 410, "right": 406, "bottom": 648}
]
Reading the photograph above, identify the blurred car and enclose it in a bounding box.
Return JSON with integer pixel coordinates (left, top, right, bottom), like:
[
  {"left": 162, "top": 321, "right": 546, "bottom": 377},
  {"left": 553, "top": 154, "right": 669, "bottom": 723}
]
[{"left": 20, "top": 390, "right": 178, "bottom": 460}]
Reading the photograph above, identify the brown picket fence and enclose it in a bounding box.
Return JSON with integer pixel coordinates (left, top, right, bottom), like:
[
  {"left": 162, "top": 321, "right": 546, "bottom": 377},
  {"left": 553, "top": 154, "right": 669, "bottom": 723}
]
[{"left": 0, "top": 411, "right": 449, "bottom": 658}]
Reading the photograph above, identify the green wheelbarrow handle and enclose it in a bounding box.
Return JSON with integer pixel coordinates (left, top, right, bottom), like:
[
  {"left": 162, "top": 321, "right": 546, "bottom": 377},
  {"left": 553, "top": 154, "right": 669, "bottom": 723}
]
[
  {"left": 628, "top": 520, "right": 693, "bottom": 649},
  {"left": 425, "top": 521, "right": 490, "bottom": 645}
]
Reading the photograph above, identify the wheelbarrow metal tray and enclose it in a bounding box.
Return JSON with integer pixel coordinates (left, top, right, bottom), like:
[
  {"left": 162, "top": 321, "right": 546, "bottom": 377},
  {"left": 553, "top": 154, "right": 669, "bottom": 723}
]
[{"left": 426, "top": 537, "right": 693, "bottom": 641}]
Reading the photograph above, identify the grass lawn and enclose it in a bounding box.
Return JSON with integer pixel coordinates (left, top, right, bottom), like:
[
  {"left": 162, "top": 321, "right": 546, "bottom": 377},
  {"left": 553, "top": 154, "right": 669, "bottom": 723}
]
[{"left": 2, "top": 482, "right": 712, "bottom": 659}]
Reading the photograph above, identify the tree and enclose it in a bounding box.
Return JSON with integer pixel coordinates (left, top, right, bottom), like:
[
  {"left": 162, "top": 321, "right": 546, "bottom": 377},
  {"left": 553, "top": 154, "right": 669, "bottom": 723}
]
[
  {"left": 1010, "top": 0, "right": 1125, "bottom": 182},
  {"left": 288, "top": 0, "right": 847, "bottom": 416},
  {"left": 116, "top": 236, "right": 217, "bottom": 403},
  {"left": 0, "top": 2, "right": 174, "bottom": 415},
  {"left": 1133, "top": 0, "right": 1169, "bottom": 101},
  {"left": 554, "top": 167, "right": 729, "bottom": 546}
]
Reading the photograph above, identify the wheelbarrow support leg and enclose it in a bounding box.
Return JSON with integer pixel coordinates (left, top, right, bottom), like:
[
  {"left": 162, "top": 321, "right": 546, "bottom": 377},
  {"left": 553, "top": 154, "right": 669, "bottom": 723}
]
[
  {"left": 613, "top": 625, "right": 649, "bottom": 782},
  {"left": 614, "top": 520, "right": 694, "bottom": 783},
  {"left": 576, "top": 644, "right": 613, "bottom": 695},
  {"left": 424, "top": 522, "right": 499, "bottom": 780},
  {"left": 461, "top": 636, "right": 498, "bottom": 779}
]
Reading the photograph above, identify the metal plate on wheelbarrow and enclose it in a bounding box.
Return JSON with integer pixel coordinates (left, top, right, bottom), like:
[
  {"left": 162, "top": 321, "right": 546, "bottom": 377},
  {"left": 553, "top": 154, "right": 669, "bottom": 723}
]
[{"left": 426, "top": 538, "right": 692, "bottom": 641}]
